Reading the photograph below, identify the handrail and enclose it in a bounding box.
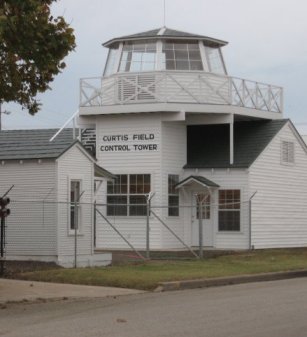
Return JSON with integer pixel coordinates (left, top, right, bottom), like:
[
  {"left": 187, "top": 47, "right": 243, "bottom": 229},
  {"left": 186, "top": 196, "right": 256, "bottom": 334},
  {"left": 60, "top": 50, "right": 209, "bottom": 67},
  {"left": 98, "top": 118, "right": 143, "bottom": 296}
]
[{"left": 79, "top": 71, "right": 283, "bottom": 113}]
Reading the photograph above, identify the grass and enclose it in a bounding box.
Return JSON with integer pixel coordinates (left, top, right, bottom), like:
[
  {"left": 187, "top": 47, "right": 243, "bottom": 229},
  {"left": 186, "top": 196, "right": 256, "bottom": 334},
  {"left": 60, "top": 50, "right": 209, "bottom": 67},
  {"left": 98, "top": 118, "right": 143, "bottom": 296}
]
[{"left": 16, "top": 249, "right": 307, "bottom": 291}]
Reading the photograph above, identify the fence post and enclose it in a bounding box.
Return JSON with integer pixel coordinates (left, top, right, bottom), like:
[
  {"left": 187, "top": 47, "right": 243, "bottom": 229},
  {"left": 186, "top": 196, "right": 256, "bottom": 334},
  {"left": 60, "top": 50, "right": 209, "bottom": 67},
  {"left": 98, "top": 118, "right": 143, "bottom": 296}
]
[
  {"left": 248, "top": 191, "right": 257, "bottom": 250},
  {"left": 146, "top": 197, "right": 150, "bottom": 259},
  {"left": 74, "top": 196, "right": 78, "bottom": 268},
  {"left": 0, "top": 217, "right": 5, "bottom": 275},
  {"left": 198, "top": 198, "right": 203, "bottom": 259}
]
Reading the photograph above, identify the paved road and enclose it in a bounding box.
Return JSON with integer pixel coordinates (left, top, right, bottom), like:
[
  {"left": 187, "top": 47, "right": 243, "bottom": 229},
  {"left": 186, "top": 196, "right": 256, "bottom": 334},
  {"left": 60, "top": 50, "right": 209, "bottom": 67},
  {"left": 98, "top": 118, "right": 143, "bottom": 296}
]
[{"left": 1, "top": 278, "right": 307, "bottom": 337}]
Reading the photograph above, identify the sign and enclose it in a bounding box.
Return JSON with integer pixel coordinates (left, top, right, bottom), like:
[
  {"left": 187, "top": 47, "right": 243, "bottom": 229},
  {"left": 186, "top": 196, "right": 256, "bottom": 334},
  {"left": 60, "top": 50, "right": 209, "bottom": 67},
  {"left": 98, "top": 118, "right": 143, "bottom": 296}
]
[{"left": 100, "top": 133, "right": 158, "bottom": 152}]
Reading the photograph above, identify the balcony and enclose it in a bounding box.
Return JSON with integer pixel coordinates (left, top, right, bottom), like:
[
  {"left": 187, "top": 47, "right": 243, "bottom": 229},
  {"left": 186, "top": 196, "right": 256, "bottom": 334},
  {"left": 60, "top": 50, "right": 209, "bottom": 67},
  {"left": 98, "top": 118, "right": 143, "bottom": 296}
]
[{"left": 79, "top": 71, "right": 283, "bottom": 117}]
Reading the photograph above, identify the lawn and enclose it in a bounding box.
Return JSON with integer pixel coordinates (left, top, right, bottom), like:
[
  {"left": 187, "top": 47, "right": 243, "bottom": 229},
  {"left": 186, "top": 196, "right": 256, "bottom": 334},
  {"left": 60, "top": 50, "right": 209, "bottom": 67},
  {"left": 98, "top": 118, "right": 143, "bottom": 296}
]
[{"left": 16, "top": 249, "right": 307, "bottom": 290}]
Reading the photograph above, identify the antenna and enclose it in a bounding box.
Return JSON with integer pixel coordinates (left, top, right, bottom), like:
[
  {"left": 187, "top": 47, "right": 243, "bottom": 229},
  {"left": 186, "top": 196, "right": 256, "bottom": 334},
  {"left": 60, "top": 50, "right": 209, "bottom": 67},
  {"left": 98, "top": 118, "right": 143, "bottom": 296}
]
[{"left": 163, "top": 0, "right": 166, "bottom": 27}]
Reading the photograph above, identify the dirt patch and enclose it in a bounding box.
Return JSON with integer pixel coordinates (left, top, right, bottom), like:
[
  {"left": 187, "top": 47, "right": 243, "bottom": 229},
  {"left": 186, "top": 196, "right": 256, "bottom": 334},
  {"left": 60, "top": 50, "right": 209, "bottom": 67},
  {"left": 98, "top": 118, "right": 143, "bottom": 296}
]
[{"left": 2, "top": 260, "right": 62, "bottom": 278}]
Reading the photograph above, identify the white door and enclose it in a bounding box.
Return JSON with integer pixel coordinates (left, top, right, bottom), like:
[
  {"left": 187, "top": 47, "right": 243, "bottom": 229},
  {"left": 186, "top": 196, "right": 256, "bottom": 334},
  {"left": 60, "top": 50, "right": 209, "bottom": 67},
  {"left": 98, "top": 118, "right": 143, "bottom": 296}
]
[{"left": 191, "top": 192, "right": 214, "bottom": 247}]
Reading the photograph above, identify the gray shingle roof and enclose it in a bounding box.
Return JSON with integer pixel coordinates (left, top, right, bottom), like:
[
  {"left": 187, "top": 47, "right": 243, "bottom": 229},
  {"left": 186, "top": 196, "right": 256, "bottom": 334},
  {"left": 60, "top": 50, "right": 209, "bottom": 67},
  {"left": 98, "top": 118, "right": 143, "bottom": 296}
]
[
  {"left": 103, "top": 27, "right": 227, "bottom": 48},
  {"left": 0, "top": 129, "right": 77, "bottom": 160},
  {"left": 184, "top": 119, "right": 289, "bottom": 169}
]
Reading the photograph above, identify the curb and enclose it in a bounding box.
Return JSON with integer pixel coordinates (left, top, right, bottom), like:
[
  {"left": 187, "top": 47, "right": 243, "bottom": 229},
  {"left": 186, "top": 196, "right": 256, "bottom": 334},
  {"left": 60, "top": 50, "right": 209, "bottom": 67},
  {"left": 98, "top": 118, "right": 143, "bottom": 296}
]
[{"left": 155, "top": 270, "right": 307, "bottom": 292}]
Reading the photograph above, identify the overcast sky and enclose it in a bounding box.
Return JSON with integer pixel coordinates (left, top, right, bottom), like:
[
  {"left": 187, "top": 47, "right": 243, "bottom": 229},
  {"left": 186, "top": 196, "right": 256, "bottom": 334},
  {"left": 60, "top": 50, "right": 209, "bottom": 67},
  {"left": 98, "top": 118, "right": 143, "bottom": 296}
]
[{"left": 2, "top": 0, "right": 307, "bottom": 134}]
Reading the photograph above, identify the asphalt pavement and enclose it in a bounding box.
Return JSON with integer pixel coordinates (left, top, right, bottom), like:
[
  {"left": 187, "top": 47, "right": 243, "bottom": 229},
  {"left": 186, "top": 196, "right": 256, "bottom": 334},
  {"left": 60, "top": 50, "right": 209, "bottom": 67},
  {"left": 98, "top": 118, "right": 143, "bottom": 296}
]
[{"left": 1, "top": 277, "right": 307, "bottom": 337}]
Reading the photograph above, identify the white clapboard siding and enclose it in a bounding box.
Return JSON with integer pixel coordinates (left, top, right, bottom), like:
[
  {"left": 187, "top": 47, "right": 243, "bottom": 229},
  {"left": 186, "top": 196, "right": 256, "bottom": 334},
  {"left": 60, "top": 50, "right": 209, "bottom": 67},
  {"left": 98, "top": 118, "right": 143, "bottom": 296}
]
[
  {"left": 0, "top": 160, "right": 57, "bottom": 256},
  {"left": 95, "top": 114, "right": 163, "bottom": 249},
  {"left": 56, "top": 145, "right": 94, "bottom": 258},
  {"left": 183, "top": 168, "right": 250, "bottom": 249},
  {"left": 250, "top": 123, "right": 307, "bottom": 248},
  {"left": 160, "top": 122, "right": 187, "bottom": 248}
]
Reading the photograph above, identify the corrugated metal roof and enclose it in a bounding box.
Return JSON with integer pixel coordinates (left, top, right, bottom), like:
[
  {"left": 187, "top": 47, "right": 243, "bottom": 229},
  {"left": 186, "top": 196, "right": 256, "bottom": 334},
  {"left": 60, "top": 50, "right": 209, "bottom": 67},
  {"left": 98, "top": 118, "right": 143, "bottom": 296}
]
[
  {"left": 184, "top": 119, "right": 289, "bottom": 169},
  {"left": 0, "top": 129, "right": 77, "bottom": 160},
  {"left": 103, "top": 27, "right": 228, "bottom": 48}
]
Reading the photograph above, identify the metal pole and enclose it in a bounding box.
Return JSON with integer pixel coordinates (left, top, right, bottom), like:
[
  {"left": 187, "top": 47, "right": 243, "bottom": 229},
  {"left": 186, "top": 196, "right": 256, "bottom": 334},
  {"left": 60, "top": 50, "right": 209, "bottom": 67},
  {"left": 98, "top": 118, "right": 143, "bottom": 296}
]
[
  {"left": 146, "top": 198, "right": 150, "bottom": 259},
  {"left": 96, "top": 208, "right": 145, "bottom": 260},
  {"left": 0, "top": 217, "right": 4, "bottom": 275},
  {"left": 248, "top": 191, "right": 258, "bottom": 250},
  {"left": 198, "top": 196, "right": 203, "bottom": 259},
  {"left": 151, "top": 210, "right": 199, "bottom": 259},
  {"left": 0, "top": 103, "right": 2, "bottom": 132},
  {"left": 74, "top": 187, "right": 78, "bottom": 268}
]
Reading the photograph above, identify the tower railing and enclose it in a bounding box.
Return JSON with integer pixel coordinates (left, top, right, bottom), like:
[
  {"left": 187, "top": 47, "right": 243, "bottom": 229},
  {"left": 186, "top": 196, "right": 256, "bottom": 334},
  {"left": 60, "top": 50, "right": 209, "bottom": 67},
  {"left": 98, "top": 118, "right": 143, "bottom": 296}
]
[{"left": 80, "top": 71, "right": 283, "bottom": 113}]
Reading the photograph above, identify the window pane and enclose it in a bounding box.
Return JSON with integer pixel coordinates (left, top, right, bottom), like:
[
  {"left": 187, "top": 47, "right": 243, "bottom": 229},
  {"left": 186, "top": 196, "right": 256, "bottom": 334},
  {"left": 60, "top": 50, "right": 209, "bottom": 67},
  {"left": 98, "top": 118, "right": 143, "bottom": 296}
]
[
  {"left": 219, "top": 211, "right": 240, "bottom": 231},
  {"left": 175, "top": 49, "right": 189, "bottom": 60},
  {"left": 146, "top": 43, "right": 156, "bottom": 51},
  {"left": 168, "top": 196, "right": 179, "bottom": 216},
  {"left": 164, "top": 49, "right": 175, "bottom": 59},
  {"left": 131, "top": 52, "right": 142, "bottom": 62},
  {"left": 130, "top": 62, "right": 142, "bottom": 72},
  {"left": 142, "top": 53, "right": 155, "bottom": 63},
  {"left": 189, "top": 50, "right": 201, "bottom": 60},
  {"left": 130, "top": 195, "right": 147, "bottom": 216},
  {"left": 190, "top": 61, "right": 203, "bottom": 70},
  {"left": 176, "top": 60, "right": 189, "bottom": 70},
  {"left": 188, "top": 43, "right": 200, "bottom": 51},
  {"left": 173, "top": 42, "right": 188, "bottom": 50},
  {"left": 107, "top": 196, "right": 128, "bottom": 216},
  {"left": 218, "top": 189, "right": 240, "bottom": 231},
  {"left": 205, "top": 46, "right": 225, "bottom": 74},
  {"left": 166, "top": 60, "right": 175, "bottom": 70},
  {"left": 133, "top": 43, "right": 146, "bottom": 51}
]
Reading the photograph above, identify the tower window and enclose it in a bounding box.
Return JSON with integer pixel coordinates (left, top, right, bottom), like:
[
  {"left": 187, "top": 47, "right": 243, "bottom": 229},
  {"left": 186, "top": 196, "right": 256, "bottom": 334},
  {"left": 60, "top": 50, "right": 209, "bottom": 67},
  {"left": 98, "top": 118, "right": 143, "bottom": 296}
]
[{"left": 162, "top": 40, "right": 203, "bottom": 71}]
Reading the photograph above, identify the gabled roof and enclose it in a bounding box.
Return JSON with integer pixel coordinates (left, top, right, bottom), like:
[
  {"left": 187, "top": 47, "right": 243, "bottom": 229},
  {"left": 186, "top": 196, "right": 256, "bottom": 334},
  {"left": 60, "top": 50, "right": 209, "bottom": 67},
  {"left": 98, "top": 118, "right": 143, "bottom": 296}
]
[
  {"left": 0, "top": 129, "right": 79, "bottom": 160},
  {"left": 176, "top": 175, "right": 219, "bottom": 189},
  {"left": 185, "top": 119, "right": 289, "bottom": 169},
  {"left": 103, "top": 27, "right": 228, "bottom": 48},
  {"left": 94, "top": 163, "right": 116, "bottom": 180}
]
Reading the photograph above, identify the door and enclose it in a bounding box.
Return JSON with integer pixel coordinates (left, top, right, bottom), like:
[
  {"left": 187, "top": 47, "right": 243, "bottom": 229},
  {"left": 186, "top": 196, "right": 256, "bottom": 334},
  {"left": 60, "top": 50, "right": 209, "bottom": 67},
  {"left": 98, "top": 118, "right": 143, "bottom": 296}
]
[{"left": 191, "top": 192, "right": 214, "bottom": 247}]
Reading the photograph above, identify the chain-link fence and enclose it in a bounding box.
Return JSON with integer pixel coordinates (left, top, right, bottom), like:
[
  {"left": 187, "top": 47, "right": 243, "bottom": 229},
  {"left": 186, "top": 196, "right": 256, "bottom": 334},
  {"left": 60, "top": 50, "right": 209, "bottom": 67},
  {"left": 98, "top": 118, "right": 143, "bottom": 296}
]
[{"left": 0, "top": 195, "right": 252, "bottom": 266}]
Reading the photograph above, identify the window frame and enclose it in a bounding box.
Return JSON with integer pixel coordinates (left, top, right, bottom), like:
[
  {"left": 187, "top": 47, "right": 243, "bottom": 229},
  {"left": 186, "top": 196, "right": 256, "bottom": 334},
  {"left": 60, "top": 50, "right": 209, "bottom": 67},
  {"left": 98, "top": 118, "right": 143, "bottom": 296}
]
[
  {"left": 107, "top": 174, "right": 151, "bottom": 217},
  {"left": 218, "top": 189, "right": 241, "bottom": 232},
  {"left": 168, "top": 174, "right": 179, "bottom": 217},
  {"left": 204, "top": 46, "right": 227, "bottom": 75},
  {"left": 69, "top": 179, "right": 82, "bottom": 233}
]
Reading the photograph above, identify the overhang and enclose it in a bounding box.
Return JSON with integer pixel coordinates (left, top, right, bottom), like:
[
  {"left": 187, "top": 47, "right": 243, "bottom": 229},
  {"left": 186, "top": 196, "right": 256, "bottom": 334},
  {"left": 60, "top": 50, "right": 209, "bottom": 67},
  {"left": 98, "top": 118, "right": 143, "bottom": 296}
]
[
  {"left": 94, "top": 164, "right": 116, "bottom": 180},
  {"left": 175, "top": 175, "right": 219, "bottom": 189}
]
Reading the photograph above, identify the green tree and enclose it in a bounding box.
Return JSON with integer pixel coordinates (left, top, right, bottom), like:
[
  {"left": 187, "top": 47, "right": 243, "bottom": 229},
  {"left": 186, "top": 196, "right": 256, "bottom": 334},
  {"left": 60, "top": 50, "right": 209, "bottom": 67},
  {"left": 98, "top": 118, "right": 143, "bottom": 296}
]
[{"left": 0, "top": 0, "right": 75, "bottom": 114}]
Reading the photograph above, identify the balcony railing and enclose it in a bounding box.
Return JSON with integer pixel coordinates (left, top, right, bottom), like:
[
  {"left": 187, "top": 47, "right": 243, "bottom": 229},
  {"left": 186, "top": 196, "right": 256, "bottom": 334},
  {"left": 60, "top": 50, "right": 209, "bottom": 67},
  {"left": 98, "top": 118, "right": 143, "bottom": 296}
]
[{"left": 80, "top": 71, "right": 283, "bottom": 113}]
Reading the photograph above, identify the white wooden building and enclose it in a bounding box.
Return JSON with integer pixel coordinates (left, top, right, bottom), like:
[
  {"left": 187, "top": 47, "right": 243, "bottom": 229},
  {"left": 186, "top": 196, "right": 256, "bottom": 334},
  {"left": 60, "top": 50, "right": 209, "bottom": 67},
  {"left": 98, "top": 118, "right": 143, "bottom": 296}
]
[
  {"left": 0, "top": 129, "right": 113, "bottom": 267},
  {"left": 76, "top": 27, "right": 307, "bottom": 251}
]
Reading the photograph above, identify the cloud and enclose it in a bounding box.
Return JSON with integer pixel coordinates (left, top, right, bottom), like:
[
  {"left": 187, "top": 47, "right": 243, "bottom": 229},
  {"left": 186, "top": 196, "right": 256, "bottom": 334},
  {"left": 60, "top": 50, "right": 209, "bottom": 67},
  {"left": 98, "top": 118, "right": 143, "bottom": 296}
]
[{"left": 3, "top": 0, "right": 307, "bottom": 129}]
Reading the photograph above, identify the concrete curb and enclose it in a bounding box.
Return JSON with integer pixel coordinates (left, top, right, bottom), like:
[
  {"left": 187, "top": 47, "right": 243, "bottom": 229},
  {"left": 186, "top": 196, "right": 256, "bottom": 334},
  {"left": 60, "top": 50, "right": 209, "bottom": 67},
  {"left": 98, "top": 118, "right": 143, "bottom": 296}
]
[{"left": 155, "top": 270, "right": 307, "bottom": 292}]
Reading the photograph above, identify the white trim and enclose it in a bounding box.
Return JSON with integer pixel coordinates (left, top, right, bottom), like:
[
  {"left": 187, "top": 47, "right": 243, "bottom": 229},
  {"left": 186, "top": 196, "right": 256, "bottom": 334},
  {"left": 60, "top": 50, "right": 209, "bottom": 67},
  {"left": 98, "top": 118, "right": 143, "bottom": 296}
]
[{"left": 176, "top": 177, "right": 217, "bottom": 189}]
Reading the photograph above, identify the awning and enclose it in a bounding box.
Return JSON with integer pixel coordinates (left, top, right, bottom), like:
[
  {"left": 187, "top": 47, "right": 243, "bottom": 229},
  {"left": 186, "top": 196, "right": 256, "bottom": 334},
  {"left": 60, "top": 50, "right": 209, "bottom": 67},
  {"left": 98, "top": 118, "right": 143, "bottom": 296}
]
[
  {"left": 94, "top": 163, "right": 116, "bottom": 180},
  {"left": 175, "top": 175, "right": 219, "bottom": 189}
]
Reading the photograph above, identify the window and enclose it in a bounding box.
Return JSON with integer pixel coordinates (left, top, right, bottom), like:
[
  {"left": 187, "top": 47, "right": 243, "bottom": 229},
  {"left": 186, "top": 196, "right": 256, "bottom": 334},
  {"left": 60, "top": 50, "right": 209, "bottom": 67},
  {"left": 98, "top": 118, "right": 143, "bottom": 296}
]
[
  {"left": 104, "top": 47, "right": 119, "bottom": 76},
  {"left": 168, "top": 175, "right": 179, "bottom": 216},
  {"left": 281, "top": 141, "right": 295, "bottom": 164},
  {"left": 161, "top": 40, "right": 203, "bottom": 71},
  {"left": 107, "top": 174, "right": 151, "bottom": 216},
  {"left": 204, "top": 46, "right": 226, "bottom": 74},
  {"left": 119, "top": 42, "right": 156, "bottom": 72},
  {"left": 218, "top": 190, "right": 240, "bottom": 231},
  {"left": 196, "top": 193, "right": 210, "bottom": 220},
  {"left": 70, "top": 180, "right": 81, "bottom": 230}
]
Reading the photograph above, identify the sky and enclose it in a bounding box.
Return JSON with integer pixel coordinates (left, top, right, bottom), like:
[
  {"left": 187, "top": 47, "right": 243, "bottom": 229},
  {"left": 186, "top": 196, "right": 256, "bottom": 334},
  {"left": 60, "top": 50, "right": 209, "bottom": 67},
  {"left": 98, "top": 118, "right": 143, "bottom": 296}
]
[{"left": 2, "top": 0, "right": 307, "bottom": 134}]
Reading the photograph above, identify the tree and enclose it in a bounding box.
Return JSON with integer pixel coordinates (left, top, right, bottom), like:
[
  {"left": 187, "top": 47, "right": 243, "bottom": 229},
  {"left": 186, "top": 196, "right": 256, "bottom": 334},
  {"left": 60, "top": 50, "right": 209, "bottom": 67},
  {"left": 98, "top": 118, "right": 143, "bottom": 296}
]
[{"left": 0, "top": 0, "right": 75, "bottom": 114}]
